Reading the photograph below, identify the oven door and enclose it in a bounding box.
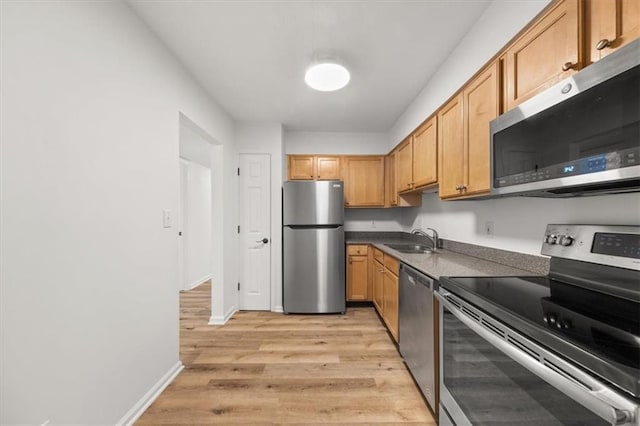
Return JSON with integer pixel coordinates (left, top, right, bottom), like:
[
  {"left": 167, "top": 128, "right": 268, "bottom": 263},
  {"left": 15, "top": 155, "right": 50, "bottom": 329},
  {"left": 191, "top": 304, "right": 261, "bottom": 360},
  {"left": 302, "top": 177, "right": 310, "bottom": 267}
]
[{"left": 436, "top": 290, "right": 639, "bottom": 426}]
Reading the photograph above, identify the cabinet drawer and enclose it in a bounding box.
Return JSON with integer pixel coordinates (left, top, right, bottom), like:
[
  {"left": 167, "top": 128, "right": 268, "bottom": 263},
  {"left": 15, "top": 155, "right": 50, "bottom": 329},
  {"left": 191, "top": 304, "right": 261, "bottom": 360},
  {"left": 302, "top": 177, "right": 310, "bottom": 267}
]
[
  {"left": 383, "top": 255, "right": 399, "bottom": 275},
  {"left": 347, "top": 245, "right": 368, "bottom": 256},
  {"left": 373, "top": 247, "right": 384, "bottom": 263}
]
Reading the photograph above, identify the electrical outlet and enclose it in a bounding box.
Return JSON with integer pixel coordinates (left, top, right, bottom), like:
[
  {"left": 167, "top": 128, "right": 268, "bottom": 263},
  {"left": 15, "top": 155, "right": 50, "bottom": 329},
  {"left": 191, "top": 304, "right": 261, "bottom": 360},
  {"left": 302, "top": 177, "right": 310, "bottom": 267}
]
[
  {"left": 416, "top": 217, "right": 422, "bottom": 229},
  {"left": 371, "top": 220, "right": 376, "bottom": 228},
  {"left": 485, "top": 221, "right": 494, "bottom": 238}
]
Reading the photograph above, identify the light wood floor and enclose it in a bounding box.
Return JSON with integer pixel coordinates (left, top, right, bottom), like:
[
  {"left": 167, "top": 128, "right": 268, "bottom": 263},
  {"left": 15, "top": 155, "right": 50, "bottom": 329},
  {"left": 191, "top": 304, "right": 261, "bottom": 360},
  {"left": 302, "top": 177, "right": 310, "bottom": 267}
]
[{"left": 136, "top": 282, "right": 435, "bottom": 424}]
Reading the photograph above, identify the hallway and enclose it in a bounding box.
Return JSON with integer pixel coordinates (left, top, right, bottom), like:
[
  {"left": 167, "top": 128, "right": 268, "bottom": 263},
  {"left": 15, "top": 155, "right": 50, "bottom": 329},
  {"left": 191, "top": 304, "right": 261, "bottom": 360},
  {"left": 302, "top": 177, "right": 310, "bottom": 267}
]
[{"left": 136, "top": 282, "right": 435, "bottom": 424}]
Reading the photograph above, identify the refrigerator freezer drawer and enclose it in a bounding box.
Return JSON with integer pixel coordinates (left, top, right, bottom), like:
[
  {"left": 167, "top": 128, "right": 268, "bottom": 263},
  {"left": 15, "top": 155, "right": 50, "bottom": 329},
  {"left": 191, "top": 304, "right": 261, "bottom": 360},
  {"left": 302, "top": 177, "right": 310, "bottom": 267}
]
[
  {"left": 283, "top": 180, "right": 344, "bottom": 226},
  {"left": 283, "top": 226, "right": 345, "bottom": 313}
]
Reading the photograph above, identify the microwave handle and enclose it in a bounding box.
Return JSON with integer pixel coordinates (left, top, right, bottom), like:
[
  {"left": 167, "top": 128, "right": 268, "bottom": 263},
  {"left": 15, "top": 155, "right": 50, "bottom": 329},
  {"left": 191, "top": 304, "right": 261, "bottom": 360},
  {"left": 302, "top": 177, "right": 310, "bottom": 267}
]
[{"left": 435, "top": 291, "right": 638, "bottom": 426}]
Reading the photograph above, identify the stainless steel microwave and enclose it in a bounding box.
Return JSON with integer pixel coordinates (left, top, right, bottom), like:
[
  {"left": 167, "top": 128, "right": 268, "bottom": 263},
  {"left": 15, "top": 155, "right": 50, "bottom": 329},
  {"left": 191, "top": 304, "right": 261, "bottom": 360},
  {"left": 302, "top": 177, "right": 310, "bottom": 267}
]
[{"left": 490, "top": 38, "right": 640, "bottom": 198}]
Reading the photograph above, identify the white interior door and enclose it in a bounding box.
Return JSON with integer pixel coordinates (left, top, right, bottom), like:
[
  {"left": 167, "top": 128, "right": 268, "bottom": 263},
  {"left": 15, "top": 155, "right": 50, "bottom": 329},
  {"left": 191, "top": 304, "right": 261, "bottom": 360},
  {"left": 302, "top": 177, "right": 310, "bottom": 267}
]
[{"left": 239, "top": 154, "right": 271, "bottom": 310}]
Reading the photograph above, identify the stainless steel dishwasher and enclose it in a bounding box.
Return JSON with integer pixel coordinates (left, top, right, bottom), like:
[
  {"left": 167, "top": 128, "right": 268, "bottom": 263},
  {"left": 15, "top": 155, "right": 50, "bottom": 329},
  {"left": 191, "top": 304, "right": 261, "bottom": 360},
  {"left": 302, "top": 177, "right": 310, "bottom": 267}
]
[{"left": 399, "top": 263, "right": 436, "bottom": 411}]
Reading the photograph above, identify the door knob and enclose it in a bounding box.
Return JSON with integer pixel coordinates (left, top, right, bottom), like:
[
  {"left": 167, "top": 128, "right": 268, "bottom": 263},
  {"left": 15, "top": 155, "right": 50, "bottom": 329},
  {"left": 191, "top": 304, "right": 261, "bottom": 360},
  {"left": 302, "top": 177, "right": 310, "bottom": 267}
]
[{"left": 256, "top": 238, "right": 269, "bottom": 244}]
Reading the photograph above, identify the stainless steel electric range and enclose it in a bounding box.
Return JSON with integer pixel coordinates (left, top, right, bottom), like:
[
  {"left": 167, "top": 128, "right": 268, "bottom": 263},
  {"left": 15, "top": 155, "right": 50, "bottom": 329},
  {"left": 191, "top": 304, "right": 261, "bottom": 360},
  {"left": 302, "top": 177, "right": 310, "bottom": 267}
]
[{"left": 436, "top": 224, "right": 639, "bottom": 426}]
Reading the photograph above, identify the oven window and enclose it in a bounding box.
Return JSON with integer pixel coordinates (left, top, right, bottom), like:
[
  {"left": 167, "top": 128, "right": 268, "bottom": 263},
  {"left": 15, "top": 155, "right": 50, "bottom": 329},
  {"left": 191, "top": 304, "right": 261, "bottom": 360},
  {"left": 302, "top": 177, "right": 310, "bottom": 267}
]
[
  {"left": 442, "top": 307, "right": 607, "bottom": 425},
  {"left": 493, "top": 65, "right": 640, "bottom": 181}
]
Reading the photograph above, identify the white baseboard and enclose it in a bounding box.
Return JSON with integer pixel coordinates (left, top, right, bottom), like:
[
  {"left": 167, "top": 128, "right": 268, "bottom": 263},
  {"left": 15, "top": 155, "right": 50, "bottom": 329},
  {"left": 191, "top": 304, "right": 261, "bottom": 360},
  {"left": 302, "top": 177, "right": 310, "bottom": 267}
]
[
  {"left": 117, "top": 361, "right": 184, "bottom": 426},
  {"left": 209, "top": 304, "right": 237, "bottom": 325},
  {"left": 186, "top": 273, "right": 211, "bottom": 291},
  {"left": 272, "top": 305, "right": 284, "bottom": 313}
]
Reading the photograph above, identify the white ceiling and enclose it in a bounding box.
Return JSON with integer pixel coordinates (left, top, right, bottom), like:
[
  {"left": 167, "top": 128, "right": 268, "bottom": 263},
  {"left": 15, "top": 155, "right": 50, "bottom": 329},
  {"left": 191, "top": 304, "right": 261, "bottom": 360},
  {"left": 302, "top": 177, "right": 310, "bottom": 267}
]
[{"left": 129, "top": 1, "right": 492, "bottom": 132}]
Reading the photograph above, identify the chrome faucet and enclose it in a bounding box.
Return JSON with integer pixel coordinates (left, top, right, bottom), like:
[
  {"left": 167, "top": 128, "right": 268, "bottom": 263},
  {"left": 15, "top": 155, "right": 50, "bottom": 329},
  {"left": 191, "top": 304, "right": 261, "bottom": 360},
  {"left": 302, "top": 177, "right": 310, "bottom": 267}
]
[{"left": 411, "top": 227, "right": 440, "bottom": 252}]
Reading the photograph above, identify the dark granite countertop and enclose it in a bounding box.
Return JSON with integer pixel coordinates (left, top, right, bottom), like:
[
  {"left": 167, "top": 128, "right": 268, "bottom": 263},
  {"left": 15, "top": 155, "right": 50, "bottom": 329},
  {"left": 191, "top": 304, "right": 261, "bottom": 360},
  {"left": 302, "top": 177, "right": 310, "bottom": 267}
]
[{"left": 346, "top": 232, "right": 546, "bottom": 279}]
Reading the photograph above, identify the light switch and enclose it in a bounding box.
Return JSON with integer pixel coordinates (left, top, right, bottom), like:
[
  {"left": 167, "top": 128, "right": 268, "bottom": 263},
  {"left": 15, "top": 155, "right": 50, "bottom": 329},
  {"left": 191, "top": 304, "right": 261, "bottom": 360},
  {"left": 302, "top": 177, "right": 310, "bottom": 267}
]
[{"left": 163, "top": 209, "right": 173, "bottom": 228}]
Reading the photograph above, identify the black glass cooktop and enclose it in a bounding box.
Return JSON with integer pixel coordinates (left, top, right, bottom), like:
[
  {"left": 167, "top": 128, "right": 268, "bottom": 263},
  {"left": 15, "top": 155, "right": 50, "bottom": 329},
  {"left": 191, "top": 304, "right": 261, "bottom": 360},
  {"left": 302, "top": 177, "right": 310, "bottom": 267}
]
[{"left": 439, "top": 275, "right": 640, "bottom": 399}]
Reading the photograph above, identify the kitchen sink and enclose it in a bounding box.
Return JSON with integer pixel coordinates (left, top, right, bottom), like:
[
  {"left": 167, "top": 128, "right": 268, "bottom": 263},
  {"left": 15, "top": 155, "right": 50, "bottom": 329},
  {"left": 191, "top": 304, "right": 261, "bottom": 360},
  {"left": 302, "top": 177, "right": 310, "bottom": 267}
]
[{"left": 384, "top": 243, "right": 435, "bottom": 254}]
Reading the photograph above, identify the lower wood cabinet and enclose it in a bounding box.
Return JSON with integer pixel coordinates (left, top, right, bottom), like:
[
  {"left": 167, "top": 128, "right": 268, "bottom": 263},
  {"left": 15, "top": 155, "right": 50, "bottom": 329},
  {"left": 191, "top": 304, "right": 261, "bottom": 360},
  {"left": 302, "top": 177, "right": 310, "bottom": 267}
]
[
  {"left": 347, "top": 245, "right": 400, "bottom": 342},
  {"left": 346, "top": 245, "right": 370, "bottom": 301},
  {"left": 373, "top": 255, "right": 385, "bottom": 312},
  {"left": 381, "top": 255, "right": 399, "bottom": 342}
]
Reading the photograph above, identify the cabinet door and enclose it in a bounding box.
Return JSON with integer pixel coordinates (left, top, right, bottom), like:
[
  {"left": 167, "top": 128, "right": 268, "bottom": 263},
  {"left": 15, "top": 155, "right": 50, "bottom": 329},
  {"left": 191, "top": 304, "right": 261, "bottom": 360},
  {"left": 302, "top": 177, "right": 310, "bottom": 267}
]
[
  {"left": 463, "top": 62, "right": 499, "bottom": 196},
  {"left": 396, "top": 139, "right": 413, "bottom": 192},
  {"left": 504, "top": 0, "right": 581, "bottom": 110},
  {"left": 412, "top": 116, "right": 438, "bottom": 188},
  {"left": 383, "top": 269, "right": 399, "bottom": 342},
  {"left": 343, "top": 157, "right": 385, "bottom": 207},
  {"left": 347, "top": 255, "right": 369, "bottom": 301},
  {"left": 385, "top": 153, "right": 398, "bottom": 207},
  {"left": 316, "top": 156, "right": 341, "bottom": 180},
  {"left": 586, "top": 0, "right": 640, "bottom": 63},
  {"left": 438, "top": 93, "right": 464, "bottom": 199},
  {"left": 373, "top": 260, "right": 384, "bottom": 314},
  {"left": 288, "top": 156, "right": 315, "bottom": 180}
]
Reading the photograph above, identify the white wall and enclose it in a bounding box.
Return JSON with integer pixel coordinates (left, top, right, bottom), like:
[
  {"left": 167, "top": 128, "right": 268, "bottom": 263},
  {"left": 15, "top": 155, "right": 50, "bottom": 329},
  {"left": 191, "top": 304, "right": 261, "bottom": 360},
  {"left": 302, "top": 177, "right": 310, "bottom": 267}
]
[
  {"left": 285, "top": 131, "right": 388, "bottom": 155},
  {"left": 388, "top": 0, "right": 552, "bottom": 148},
  {"left": 344, "top": 209, "right": 405, "bottom": 232},
  {"left": 0, "top": 2, "right": 237, "bottom": 425},
  {"left": 182, "top": 161, "right": 213, "bottom": 289},
  {"left": 403, "top": 193, "right": 640, "bottom": 255},
  {"left": 236, "top": 123, "right": 284, "bottom": 312}
]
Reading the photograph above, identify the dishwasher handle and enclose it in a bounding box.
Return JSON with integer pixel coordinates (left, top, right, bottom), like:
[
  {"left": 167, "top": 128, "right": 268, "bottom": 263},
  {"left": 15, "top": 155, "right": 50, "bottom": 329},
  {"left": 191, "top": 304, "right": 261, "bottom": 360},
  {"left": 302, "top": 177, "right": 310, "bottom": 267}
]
[{"left": 401, "top": 263, "right": 434, "bottom": 290}]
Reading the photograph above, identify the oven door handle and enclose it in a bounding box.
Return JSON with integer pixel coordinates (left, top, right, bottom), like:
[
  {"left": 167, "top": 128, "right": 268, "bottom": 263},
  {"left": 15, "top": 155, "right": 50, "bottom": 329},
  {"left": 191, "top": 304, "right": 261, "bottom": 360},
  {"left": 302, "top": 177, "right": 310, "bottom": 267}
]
[{"left": 435, "top": 291, "right": 639, "bottom": 426}]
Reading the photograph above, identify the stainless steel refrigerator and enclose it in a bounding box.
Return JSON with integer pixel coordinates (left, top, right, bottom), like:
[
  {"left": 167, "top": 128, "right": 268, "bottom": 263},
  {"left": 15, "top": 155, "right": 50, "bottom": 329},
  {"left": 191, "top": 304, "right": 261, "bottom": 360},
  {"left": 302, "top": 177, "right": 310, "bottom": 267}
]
[{"left": 283, "top": 180, "right": 345, "bottom": 314}]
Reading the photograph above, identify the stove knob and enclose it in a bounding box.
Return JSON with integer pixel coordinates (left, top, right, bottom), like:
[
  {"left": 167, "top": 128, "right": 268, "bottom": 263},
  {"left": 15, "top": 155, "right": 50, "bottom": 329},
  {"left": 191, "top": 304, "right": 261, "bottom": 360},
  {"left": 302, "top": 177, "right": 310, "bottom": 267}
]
[
  {"left": 559, "top": 235, "right": 574, "bottom": 246},
  {"left": 561, "top": 319, "right": 572, "bottom": 329},
  {"left": 545, "top": 313, "right": 557, "bottom": 326},
  {"left": 545, "top": 234, "right": 558, "bottom": 244}
]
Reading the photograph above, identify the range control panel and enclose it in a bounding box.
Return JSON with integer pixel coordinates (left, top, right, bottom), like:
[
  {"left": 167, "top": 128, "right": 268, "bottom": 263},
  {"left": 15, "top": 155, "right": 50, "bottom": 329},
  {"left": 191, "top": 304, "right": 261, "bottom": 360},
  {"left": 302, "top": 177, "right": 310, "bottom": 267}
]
[{"left": 541, "top": 224, "right": 640, "bottom": 270}]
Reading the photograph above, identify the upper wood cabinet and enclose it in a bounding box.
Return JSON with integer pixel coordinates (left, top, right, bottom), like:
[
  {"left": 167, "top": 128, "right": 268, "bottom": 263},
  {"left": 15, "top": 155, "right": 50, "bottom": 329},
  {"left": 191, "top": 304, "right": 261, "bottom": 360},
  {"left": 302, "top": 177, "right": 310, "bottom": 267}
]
[
  {"left": 288, "top": 155, "right": 315, "bottom": 180},
  {"left": 316, "top": 156, "right": 341, "bottom": 180},
  {"left": 439, "top": 62, "right": 499, "bottom": 199},
  {"left": 585, "top": 0, "right": 640, "bottom": 64},
  {"left": 463, "top": 61, "right": 500, "bottom": 197},
  {"left": 385, "top": 151, "right": 421, "bottom": 208},
  {"left": 342, "top": 156, "right": 385, "bottom": 207},
  {"left": 412, "top": 116, "right": 438, "bottom": 189},
  {"left": 385, "top": 152, "right": 398, "bottom": 207},
  {"left": 438, "top": 93, "right": 464, "bottom": 199},
  {"left": 396, "top": 138, "right": 413, "bottom": 192},
  {"left": 287, "top": 155, "right": 341, "bottom": 180},
  {"left": 395, "top": 118, "right": 438, "bottom": 193},
  {"left": 504, "top": 0, "right": 581, "bottom": 110}
]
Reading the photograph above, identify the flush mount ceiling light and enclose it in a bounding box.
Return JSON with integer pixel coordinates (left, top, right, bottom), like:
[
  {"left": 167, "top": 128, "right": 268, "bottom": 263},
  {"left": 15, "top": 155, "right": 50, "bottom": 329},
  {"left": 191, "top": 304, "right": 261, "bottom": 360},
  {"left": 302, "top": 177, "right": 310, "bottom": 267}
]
[{"left": 304, "top": 62, "right": 350, "bottom": 92}]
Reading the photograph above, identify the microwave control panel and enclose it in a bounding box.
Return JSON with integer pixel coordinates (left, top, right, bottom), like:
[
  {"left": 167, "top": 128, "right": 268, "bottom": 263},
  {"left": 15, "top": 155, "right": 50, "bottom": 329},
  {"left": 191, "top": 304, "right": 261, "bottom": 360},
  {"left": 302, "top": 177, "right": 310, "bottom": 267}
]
[{"left": 494, "top": 147, "right": 639, "bottom": 188}]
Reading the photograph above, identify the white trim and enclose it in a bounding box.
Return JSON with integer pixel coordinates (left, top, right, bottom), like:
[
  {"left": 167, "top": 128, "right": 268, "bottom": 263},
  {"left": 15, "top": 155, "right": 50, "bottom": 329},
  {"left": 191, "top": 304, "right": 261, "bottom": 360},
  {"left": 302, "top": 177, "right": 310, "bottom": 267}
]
[
  {"left": 186, "top": 274, "right": 211, "bottom": 291},
  {"left": 209, "top": 304, "right": 237, "bottom": 325},
  {"left": 271, "top": 305, "right": 284, "bottom": 313},
  {"left": 117, "top": 361, "right": 184, "bottom": 426}
]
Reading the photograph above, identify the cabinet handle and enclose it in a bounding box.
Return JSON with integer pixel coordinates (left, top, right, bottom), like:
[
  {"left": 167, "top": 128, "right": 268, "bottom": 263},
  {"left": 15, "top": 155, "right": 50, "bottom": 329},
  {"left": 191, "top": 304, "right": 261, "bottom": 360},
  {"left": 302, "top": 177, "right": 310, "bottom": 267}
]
[
  {"left": 596, "top": 39, "right": 611, "bottom": 51},
  {"left": 310, "top": 175, "right": 313, "bottom": 178},
  {"left": 455, "top": 185, "right": 461, "bottom": 190},
  {"left": 460, "top": 185, "right": 467, "bottom": 191},
  {"left": 562, "top": 61, "right": 576, "bottom": 71}
]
